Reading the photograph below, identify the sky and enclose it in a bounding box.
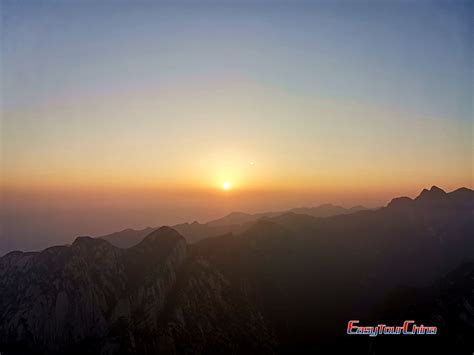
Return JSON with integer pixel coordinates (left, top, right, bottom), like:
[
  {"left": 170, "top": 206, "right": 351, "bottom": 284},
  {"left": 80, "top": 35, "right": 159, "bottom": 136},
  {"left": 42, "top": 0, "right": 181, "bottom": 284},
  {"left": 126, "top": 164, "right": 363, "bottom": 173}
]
[{"left": 1, "top": 0, "right": 473, "bottom": 253}]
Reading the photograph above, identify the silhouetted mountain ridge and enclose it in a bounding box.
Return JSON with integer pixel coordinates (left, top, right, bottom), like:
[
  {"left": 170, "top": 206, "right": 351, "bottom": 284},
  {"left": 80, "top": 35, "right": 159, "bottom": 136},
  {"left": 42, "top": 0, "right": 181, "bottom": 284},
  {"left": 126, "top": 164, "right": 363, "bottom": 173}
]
[
  {"left": 1, "top": 186, "right": 473, "bottom": 354},
  {"left": 99, "top": 203, "right": 371, "bottom": 248}
]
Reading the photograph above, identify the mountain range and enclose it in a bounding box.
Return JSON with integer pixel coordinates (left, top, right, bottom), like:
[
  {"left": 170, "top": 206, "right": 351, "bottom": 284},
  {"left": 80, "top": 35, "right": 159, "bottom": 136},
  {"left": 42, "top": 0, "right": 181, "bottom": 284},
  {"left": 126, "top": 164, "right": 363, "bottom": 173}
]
[
  {"left": 0, "top": 186, "right": 473, "bottom": 354},
  {"left": 99, "top": 203, "right": 369, "bottom": 248}
]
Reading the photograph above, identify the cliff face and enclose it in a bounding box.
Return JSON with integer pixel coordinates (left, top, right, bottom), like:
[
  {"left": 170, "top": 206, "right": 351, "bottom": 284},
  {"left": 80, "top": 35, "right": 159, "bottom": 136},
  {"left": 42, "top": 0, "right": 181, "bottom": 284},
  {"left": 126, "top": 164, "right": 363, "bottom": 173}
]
[
  {"left": 0, "top": 227, "right": 183, "bottom": 354},
  {"left": 154, "top": 258, "right": 276, "bottom": 354},
  {"left": 0, "top": 227, "right": 275, "bottom": 355}
]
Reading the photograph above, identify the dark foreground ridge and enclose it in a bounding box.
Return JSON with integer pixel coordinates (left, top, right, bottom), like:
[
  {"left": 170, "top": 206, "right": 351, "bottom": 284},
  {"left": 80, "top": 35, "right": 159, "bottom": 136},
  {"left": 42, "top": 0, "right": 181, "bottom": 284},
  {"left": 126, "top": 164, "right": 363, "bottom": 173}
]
[{"left": 0, "top": 187, "right": 473, "bottom": 354}]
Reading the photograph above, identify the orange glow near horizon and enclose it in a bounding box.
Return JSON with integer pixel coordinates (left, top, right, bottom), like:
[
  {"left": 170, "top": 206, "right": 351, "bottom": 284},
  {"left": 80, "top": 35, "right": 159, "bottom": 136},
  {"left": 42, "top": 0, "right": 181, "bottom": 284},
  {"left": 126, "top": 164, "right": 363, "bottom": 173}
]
[
  {"left": 3, "top": 86, "right": 472, "bottom": 201},
  {"left": 2, "top": 0, "right": 473, "bottom": 255}
]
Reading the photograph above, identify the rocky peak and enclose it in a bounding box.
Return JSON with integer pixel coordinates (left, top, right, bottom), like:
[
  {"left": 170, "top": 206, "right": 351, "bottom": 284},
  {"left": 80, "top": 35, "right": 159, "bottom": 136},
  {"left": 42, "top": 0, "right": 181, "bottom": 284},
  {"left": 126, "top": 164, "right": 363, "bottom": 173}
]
[
  {"left": 137, "top": 226, "right": 185, "bottom": 246},
  {"left": 448, "top": 187, "right": 474, "bottom": 207},
  {"left": 72, "top": 236, "right": 111, "bottom": 247},
  {"left": 416, "top": 185, "right": 447, "bottom": 201},
  {"left": 387, "top": 196, "right": 413, "bottom": 209}
]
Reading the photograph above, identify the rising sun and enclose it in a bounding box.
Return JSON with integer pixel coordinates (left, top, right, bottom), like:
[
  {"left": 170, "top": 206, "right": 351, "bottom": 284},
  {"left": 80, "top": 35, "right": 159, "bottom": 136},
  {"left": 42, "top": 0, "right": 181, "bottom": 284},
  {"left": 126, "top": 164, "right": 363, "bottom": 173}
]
[{"left": 222, "top": 181, "right": 231, "bottom": 190}]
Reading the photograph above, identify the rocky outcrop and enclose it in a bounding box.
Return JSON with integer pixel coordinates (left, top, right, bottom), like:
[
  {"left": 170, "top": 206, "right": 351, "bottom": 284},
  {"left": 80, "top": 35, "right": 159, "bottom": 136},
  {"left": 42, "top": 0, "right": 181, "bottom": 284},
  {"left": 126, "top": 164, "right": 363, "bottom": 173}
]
[
  {"left": 0, "top": 227, "right": 276, "bottom": 355},
  {"left": 0, "top": 227, "right": 187, "bottom": 354},
  {"left": 155, "top": 258, "right": 276, "bottom": 354}
]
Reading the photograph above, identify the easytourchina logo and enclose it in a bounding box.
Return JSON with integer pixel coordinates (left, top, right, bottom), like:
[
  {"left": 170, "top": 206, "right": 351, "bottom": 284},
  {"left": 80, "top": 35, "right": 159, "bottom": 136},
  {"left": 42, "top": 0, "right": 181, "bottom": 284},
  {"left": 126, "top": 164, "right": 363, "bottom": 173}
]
[{"left": 347, "top": 320, "right": 438, "bottom": 337}]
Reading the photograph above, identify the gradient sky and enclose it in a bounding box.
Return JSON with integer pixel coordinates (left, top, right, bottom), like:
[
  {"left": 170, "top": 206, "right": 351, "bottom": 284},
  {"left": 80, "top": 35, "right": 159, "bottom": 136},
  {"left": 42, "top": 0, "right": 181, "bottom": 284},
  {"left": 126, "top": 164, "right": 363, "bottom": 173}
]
[{"left": 1, "top": 0, "right": 473, "bottom": 252}]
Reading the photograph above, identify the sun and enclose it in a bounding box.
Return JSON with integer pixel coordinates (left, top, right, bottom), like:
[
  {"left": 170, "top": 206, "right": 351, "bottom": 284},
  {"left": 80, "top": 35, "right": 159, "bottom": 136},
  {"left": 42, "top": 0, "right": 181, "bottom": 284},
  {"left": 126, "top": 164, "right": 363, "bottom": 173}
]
[{"left": 222, "top": 181, "right": 231, "bottom": 190}]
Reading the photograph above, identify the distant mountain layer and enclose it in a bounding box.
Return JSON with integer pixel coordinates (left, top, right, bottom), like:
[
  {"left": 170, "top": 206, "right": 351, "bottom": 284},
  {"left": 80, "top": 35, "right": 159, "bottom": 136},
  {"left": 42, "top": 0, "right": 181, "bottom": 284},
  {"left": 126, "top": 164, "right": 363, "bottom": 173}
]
[
  {"left": 206, "top": 203, "right": 368, "bottom": 227},
  {"left": 99, "top": 203, "right": 369, "bottom": 248},
  {"left": 0, "top": 186, "right": 473, "bottom": 354},
  {"left": 97, "top": 227, "right": 156, "bottom": 249}
]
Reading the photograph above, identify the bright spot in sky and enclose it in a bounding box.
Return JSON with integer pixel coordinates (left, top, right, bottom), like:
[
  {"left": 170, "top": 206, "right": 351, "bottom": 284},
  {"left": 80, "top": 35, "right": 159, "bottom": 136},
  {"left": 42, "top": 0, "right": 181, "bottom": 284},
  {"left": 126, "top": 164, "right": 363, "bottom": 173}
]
[
  {"left": 249, "top": 161, "right": 255, "bottom": 166},
  {"left": 223, "top": 181, "right": 231, "bottom": 190}
]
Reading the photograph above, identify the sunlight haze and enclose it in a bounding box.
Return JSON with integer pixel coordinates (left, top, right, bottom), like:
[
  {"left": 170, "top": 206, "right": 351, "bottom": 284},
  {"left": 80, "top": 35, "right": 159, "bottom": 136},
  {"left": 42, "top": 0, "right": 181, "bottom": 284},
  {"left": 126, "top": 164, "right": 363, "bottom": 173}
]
[{"left": 1, "top": 0, "right": 472, "bottom": 253}]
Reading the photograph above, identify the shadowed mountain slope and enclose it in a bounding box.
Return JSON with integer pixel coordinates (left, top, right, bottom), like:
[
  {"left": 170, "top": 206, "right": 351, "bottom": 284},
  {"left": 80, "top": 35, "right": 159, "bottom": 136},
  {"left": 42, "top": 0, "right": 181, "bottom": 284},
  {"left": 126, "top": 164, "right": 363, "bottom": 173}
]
[
  {"left": 0, "top": 227, "right": 275, "bottom": 355},
  {"left": 1, "top": 186, "right": 472, "bottom": 354},
  {"left": 189, "top": 186, "right": 474, "bottom": 352}
]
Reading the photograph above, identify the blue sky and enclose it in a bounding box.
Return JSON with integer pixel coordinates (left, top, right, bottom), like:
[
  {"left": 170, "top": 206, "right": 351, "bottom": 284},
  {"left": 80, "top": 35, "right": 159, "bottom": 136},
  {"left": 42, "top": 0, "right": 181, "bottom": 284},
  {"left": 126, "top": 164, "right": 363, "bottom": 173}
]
[
  {"left": 1, "top": 0, "right": 473, "bottom": 253},
  {"left": 3, "top": 0, "right": 472, "bottom": 120}
]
